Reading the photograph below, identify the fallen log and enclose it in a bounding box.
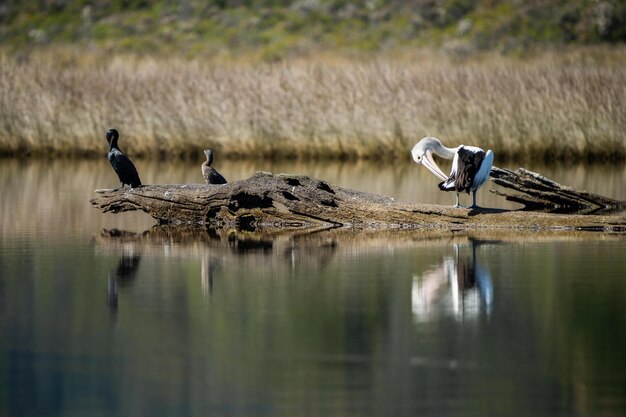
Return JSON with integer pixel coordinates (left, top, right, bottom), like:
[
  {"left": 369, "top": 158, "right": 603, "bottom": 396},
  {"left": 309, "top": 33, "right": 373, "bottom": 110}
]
[
  {"left": 489, "top": 167, "right": 624, "bottom": 214},
  {"left": 90, "top": 170, "right": 626, "bottom": 233}
]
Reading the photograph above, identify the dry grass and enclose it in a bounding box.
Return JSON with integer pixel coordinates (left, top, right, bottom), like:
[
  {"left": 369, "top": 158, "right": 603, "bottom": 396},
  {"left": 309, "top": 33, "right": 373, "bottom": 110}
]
[{"left": 1, "top": 47, "right": 624, "bottom": 162}]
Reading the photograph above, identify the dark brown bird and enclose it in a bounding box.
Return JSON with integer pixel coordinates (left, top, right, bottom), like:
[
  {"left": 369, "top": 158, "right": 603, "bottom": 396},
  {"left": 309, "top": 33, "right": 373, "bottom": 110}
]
[
  {"left": 202, "top": 149, "right": 227, "bottom": 185},
  {"left": 106, "top": 128, "right": 141, "bottom": 190}
]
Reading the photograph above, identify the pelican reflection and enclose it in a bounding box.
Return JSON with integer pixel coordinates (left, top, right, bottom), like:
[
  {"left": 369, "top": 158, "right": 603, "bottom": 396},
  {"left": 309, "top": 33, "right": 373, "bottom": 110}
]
[{"left": 412, "top": 240, "right": 493, "bottom": 321}]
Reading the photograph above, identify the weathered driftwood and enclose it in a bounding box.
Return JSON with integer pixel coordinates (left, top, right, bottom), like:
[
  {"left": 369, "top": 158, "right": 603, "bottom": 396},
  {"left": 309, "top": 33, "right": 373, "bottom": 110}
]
[
  {"left": 490, "top": 167, "right": 624, "bottom": 214},
  {"left": 90, "top": 170, "right": 626, "bottom": 233}
]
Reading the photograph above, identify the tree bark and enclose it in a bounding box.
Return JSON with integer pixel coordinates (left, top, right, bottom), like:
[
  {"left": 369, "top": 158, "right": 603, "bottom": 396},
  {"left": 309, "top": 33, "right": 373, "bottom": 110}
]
[
  {"left": 90, "top": 170, "right": 626, "bottom": 233},
  {"left": 489, "top": 167, "right": 624, "bottom": 214}
]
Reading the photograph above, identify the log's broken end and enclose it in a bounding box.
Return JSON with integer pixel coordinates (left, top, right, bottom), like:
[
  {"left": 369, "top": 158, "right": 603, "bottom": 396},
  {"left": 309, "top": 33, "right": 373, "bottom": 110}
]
[{"left": 489, "top": 166, "right": 625, "bottom": 214}]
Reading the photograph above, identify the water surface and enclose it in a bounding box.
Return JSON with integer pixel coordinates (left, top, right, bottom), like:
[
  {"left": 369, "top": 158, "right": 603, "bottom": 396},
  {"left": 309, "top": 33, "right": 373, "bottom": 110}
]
[{"left": 1, "top": 159, "right": 625, "bottom": 416}]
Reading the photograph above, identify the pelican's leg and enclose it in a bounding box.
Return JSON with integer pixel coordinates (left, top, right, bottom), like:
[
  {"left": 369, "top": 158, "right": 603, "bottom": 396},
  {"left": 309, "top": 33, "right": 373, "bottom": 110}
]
[
  {"left": 469, "top": 191, "right": 479, "bottom": 209},
  {"left": 453, "top": 193, "right": 462, "bottom": 208}
]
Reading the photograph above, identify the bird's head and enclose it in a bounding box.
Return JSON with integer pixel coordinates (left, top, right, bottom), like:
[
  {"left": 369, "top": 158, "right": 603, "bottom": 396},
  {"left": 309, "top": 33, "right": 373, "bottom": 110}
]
[
  {"left": 106, "top": 128, "right": 119, "bottom": 146},
  {"left": 411, "top": 137, "right": 449, "bottom": 181},
  {"left": 203, "top": 149, "right": 214, "bottom": 165}
]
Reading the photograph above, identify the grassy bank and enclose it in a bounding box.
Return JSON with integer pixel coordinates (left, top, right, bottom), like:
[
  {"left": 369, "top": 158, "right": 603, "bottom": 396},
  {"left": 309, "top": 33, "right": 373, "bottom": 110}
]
[
  {"left": 1, "top": 47, "right": 625, "bottom": 162},
  {"left": 3, "top": 1, "right": 625, "bottom": 59}
]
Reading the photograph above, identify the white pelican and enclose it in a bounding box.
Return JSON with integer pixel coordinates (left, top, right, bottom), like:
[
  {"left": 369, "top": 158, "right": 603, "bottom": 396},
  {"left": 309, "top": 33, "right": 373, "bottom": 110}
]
[{"left": 411, "top": 136, "right": 494, "bottom": 208}]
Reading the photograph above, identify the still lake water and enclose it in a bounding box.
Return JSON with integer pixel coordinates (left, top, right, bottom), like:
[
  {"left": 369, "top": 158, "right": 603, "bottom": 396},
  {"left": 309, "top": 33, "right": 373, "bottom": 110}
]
[{"left": 1, "top": 158, "right": 625, "bottom": 416}]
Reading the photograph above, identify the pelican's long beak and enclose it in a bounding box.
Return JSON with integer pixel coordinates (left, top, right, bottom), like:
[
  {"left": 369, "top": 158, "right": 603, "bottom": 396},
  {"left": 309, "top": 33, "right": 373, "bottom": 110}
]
[{"left": 422, "top": 150, "right": 448, "bottom": 181}]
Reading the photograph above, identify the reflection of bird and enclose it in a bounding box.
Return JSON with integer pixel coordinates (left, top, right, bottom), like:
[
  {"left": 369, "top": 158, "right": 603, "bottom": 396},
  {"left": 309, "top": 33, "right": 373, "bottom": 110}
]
[
  {"left": 105, "top": 129, "right": 142, "bottom": 190},
  {"left": 412, "top": 240, "right": 493, "bottom": 321},
  {"left": 114, "top": 254, "right": 142, "bottom": 284},
  {"left": 411, "top": 136, "right": 494, "bottom": 208},
  {"left": 202, "top": 149, "right": 227, "bottom": 185},
  {"left": 283, "top": 239, "right": 337, "bottom": 277},
  {"left": 449, "top": 242, "right": 493, "bottom": 317},
  {"left": 107, "top": 253, "right": 142, "bottom": 310},
  {"left": 201, "top": 255, "right": 214, "bottom": 298}
]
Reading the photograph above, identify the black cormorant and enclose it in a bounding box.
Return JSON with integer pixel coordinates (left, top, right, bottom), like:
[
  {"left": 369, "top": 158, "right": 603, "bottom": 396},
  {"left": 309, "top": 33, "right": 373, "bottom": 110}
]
[
  {"left": 105, "top": 128, "right": 142, "bottom": 190},
  {"left": 202, "top": 149, "right": 227, "bottom": 185}
]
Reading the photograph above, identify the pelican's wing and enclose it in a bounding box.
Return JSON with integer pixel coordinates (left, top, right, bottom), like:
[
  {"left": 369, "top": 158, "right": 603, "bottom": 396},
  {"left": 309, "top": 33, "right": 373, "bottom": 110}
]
[{"left": 472, "top": 149, "right": 494, "bottom": 190}]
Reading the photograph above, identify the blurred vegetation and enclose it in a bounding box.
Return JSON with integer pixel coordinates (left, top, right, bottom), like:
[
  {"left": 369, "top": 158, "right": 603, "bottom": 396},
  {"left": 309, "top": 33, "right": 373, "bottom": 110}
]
[
  {"left": 1, "top": 48, "right": 624, "bottom": 162},
  {"left": 1, "top": 0, "right": 625, "bottom": 59},
  {"left": 1, "top": 1, "right": 624, "bottom": 162}
]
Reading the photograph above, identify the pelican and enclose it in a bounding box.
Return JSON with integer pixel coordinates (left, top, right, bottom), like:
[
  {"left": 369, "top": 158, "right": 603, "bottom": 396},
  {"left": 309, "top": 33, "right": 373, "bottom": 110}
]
[{"left": 411, "top": 136, "right": 494, "bottom": 208}]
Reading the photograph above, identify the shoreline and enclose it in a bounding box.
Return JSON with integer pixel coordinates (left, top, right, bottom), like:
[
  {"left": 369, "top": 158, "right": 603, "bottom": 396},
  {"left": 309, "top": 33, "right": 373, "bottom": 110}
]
[{"left": 0, "top": 150, "right": 624, "bottom": 164}]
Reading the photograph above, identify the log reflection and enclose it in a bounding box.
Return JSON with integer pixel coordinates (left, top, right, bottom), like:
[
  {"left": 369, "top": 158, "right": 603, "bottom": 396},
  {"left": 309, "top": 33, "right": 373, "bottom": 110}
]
[{"left": 98, "top": 226, "right": 343, "bottom": 297}]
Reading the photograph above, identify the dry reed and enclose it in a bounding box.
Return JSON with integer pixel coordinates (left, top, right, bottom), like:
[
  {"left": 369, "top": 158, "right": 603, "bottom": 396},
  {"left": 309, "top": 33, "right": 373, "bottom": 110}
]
[{"left": 1, "top": 48, "right": 624, "bottom": 161}]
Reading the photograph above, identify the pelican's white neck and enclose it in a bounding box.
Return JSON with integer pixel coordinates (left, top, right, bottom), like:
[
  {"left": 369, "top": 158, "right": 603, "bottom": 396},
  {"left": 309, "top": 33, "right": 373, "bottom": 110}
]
[{"left": 427, "top": 137, "right": 459, "bottom": 160}]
